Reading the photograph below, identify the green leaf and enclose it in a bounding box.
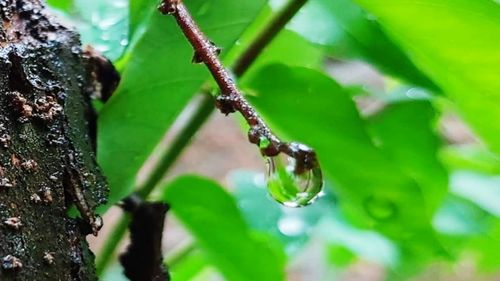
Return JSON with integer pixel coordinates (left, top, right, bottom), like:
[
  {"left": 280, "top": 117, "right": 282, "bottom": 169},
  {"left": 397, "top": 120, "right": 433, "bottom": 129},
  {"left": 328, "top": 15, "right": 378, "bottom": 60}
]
[
  {"left": 169, "top": 250, "right": 209, "bottom": 281},
  {"left": 468, "top": 219, "right": 500, "bottom": 272},
  {"left": 317, "top": 216, "right": 398, "bottom": 266},
  {"left": 440, "top": 145, "right": 500, "bottom": 175},
  {"left": 246, "top": 64, "right": 444, "bottom": 257},
  {"left": 367, "top": 101, "right": 448, "bottom": 213},
  {"left": 242, "top": 29, "right": 324, "bottom": 80},
  {"left": 98, "top": 0, "right": 265, "bottom": 205},
  {"left": 285, "top": 0, "right": 438, "bottom": 90},
  {"left": 162, "top": 176, "right": 286, "bottom": 281},
  {"left": 73, "top": 0, "right": 129, "bottom": 61},
  {"left": 129, "top": 0, "right": 158, "bottom": 43},
  {"left": 327, "top": 245, "right": 357, "bottom": 267},
  {"left": 352, "top": 0, "right": 500, "bottom": 155},
  {"left": 47, "top": 0, "right": 73, "bottom": 11},
  {"left": 46, "top": 0, "right": 128, "bottom": 60},
  {"left": 224, "top": 5, "right": 324, "bottom": 76},
  {"left": 228, "top": 170, "right": 334, "bottom": 254}
]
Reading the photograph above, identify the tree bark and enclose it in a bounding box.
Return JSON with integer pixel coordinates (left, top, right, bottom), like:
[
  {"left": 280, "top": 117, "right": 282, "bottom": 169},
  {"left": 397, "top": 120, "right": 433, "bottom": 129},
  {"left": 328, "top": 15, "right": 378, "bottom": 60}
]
[{"left": 0, "top": 0, "right": 109, "bottom": 280}]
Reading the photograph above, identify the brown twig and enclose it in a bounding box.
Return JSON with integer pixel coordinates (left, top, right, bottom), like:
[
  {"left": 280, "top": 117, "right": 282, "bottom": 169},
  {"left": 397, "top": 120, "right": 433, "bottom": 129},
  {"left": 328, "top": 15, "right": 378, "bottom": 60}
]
[
  {"left": 158, "top": 0, "right": 319, "bottom": 171},
  {"left": 96, "top": 0, "right": 313, "bottom": 273}
]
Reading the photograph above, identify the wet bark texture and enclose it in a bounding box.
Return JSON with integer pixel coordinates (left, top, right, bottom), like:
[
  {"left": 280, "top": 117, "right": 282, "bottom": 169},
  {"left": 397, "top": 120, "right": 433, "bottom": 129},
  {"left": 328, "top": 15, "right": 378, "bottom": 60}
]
[{"left": 0, "top": 0, "right": 108, "bottom": 280}]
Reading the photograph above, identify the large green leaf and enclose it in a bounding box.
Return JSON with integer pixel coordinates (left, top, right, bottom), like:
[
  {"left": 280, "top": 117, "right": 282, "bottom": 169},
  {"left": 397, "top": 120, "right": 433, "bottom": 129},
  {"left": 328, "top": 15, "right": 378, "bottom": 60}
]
[
  {"left": 246, "top": 64, "right": 444, "bottom": 257},
  {"left": 98, "top": 0, "right": 265, "bottom": 205},
  {"left": 242, "top": 29, "right": 324, "bottom": 81},
  {"left": 47, "top": 0, "right": 73, "bottom": 11},
  {"left": 129, "top": 0, "right": 159, "bottom": 44},
  {"left": 440, "top": 145, "right": 500, "bottom": 175},
  {"left": 169, "top": 250, "right": 209, "bottom": 281},
  {"left": 162, "top": 176, "right": 285, "bottom": 281},
  {"left": 47, "top": 0, "right": 129, "bottom": 60},
  {"left": 367, "top": 101, "right": 448, "bottom": 213},
  {"left": 228, "top": 170, "right": 399, "bottom": 266},
  {"left": 74, "top": 0, "right": 129, "bottom": 61},
  {"left": 284, "top": 0, "right": 438, "bottom": 90},
  {"left": 353, "top": 0, "right": 500, "bottom": 155},
  {"left": 228, "top": 170, "right": 334, "bottom": 254}
]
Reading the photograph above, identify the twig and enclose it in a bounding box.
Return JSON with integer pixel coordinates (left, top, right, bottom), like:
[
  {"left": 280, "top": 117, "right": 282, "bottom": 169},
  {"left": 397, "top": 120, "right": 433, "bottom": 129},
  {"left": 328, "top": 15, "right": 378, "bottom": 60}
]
[
  {"left": 96, "top": 0, "right": 311, "bottom": 274},
  {"left": 159, "top": 0, "right": 319, "bottom": 171},
  {"left": 119, "top": 195, "right": 170, "bottom": 281}
]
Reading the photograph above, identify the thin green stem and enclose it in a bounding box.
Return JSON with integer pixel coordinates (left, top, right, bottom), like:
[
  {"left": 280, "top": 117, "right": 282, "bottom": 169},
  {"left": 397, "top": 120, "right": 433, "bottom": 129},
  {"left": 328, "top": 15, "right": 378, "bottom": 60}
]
[
  {"left": 95, "top": 93, "right": 213, "bottom": 275},
  {"left": 137, "top": 92, "right": 214, "bottom": 197},
  {"left": 232, "top": 0, "right": 308, "bottom": 76},
  {"left": 95, "top": 215, "right": 130, "bottom": 275},
  {"left": 165, "top": 243, "right": 197, "bottom": 267},
  {"left": 96, "top": 0, "right": 309, "bottom": 274}
]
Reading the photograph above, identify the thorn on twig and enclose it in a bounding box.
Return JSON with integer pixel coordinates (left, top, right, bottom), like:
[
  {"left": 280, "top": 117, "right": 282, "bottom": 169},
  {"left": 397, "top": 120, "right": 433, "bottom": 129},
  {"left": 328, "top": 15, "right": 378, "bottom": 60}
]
[
  {"left": 158, "top": 0, "right": 180, "bottom": 15},
  {"left": 215, "top": 95, "right": 236, "bottom": 115},
  {"left": 191, "top": 51, "right": 204, "bottom": 64}
]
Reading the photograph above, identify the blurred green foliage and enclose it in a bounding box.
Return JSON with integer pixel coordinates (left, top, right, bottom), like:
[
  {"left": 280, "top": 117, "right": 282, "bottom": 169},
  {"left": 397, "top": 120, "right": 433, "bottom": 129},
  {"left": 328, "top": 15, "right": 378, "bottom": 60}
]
[{"left": 48, "top": 0, "right": 500, "bottom": 280}]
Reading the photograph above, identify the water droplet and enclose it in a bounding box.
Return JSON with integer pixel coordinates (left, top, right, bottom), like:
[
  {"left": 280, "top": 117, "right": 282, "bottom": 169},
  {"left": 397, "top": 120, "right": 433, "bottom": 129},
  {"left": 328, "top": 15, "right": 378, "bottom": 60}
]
[
  {"left": 278, "top": 216, "right": 306, "bottom": 236},
  {"left": 120, "top": 38, "right": 129, "bottom": 47},
  {"left": 265, "top": 145, "right": 323, "bottom": 207},
  {"left": 364, "top": 196, "right": 397, "bottom": 221}
]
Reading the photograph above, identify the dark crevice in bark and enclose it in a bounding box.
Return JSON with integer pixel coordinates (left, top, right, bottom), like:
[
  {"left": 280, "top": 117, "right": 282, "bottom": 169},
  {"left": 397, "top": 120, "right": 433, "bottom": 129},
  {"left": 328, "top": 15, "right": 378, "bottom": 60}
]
[{"left": 0, "top": 0, "right": 115, "bottom": 280}]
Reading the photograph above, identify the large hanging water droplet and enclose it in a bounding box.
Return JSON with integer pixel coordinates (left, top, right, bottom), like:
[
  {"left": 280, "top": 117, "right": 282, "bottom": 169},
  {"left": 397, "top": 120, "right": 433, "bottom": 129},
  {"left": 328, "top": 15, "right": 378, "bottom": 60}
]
[{"left": 265, "top": 143, "right": 323, "bottom": 207}]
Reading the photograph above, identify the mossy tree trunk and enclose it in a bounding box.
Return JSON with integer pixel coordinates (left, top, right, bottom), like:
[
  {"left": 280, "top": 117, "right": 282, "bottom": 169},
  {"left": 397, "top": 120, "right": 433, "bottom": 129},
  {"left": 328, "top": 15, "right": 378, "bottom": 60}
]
[{"left": 0, "top": 0, "right": 109, "bottom": 280}]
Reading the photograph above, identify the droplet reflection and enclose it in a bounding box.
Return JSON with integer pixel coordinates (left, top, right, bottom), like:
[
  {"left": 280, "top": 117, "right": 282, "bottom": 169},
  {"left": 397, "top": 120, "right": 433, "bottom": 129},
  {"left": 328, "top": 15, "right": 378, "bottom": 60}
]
[{"left": 364, "top": 196, "right": 397, "bottom": 221}]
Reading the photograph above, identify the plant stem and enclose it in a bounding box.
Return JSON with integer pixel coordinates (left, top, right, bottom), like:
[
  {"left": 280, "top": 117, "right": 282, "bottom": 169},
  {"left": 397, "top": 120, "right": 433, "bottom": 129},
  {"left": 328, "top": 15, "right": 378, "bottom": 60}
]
[
  {"left": 165, "top": 242, "right": 197, "bottom": 267},
  {"left": 95, "top": 93, "right": 213, "bottom": 275},
  {"left": 159, "top": 0, "right": 319, "bottom": 163},
  {"left": 96, "top": 0, "right": 310, "bottom": 274},
  {"left": 160, "top": 0, "right": 283, "bottom": 156},
  {"left": 137, "top": 92, "right": 214, "bottom": 197},
  {"left": 232, "top": 0, "right": 308, "bottom": 77}
]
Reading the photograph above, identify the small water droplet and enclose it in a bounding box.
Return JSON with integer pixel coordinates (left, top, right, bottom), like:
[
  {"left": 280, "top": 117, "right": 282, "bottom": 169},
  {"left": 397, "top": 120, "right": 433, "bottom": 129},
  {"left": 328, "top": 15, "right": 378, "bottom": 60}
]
[
  {"left": 265, "top": 149, "right": 323, "bottom": 207},
  {"left": 278, "top": 216, "right": 306, "bottom": 236},
  {"left": 364, "top": 196, "right": 397, "bottom": 221}
]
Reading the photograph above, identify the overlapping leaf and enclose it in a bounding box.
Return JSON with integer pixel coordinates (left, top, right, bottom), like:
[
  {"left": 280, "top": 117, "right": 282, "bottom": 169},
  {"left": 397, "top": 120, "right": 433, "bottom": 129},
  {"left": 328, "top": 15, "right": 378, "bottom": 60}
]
[
  {"left": 162, "top": 176, "right": 285, "bottom": 281},
  {"left": 285, "top": 0, "right": 438, "bottom": 90},
  {"left": 246, "top": 64, "right": 447, "bottom": 257},
  {"left": 353, "top": 0, "right": 500, "bottom": 155}
]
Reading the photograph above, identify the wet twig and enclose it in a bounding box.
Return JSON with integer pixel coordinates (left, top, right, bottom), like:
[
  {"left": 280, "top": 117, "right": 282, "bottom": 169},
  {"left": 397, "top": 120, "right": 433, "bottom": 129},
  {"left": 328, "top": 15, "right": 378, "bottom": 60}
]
[
  {"left": 158, "top": 0, "right": 319, "bottom": 171},
  {"left": 95, "top": 0, "right": 312, "bottom": 273}
]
